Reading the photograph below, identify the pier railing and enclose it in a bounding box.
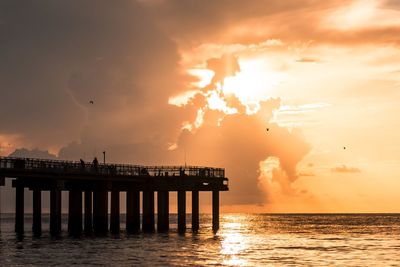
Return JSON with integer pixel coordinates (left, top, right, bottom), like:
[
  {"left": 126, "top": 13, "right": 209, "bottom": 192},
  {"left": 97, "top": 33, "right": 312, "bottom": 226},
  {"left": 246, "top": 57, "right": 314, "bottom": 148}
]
[{"left": 0, "top": 157, "right": 225, "bottom": 178}]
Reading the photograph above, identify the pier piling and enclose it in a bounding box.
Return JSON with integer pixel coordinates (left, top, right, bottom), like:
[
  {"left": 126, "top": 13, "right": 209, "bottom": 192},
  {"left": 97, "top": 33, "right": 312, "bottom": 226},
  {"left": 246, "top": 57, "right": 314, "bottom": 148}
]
[
  {"left": 93, "top": 187, "right": 108, "bottom": 234},
  {"left": 212, "top": 190, "right": 219, "bottom": 232},
  {"left": 126, "top": 189, "right": 140, "bottom": 233},
  {"left": 157, "top": 190, "right": 169, "bottom": 232},
  {"left": 84, "top": 190, "right": 93, "bottom": 234},
  {"left": 68, "top": 189, "right": 82, "bottom": 235},
  {"left": 178, "top": 190, "right": 186, "bottom": 233},
  {"left": 15, "top": 184, "right": 24, "bottom": 234},
  {"left": 0, "top": 177, "right": 3, "bottom": 232},
  {"left": 32, "top": 189, "right": 42, "bottom": 236},
  {"left": 192, "top": 190, "right": 199, "bottom": 232},
  {"left": 110, "top": 190, "right": 120, "bottom": 234},
  {"left": 142, "top": 190, "right": 155, "bottom": 232},
  {"left": 50, "top": 188, "right": 62, "bottom": 236}
]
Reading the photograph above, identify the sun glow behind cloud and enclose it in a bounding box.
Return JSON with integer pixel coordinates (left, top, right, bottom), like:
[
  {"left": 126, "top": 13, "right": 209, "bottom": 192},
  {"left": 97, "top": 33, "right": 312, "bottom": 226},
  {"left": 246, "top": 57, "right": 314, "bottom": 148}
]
[
  {"left": 222, "top": 58, "right": 285, "bottom": 106},
  {"left": 183, "top": 57, "right": 287, "bottom": 116},
  {"left": 206, "top": 90, "right": 237, "bottom": 114},
  {"left": 170, "top": 56, "right": 287, "bottom": 122},
  {"left": 168, "top": 90, "right": 199, "bottom": 107},
  {"left": 188, "top": 68, "right": 215, "bottom": 88}
]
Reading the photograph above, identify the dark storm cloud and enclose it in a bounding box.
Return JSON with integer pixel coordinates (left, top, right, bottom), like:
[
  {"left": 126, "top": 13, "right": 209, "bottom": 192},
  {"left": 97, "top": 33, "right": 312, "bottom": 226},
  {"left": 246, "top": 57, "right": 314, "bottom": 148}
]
[
  {"left": 0, "top": 0, "right": 197, "bottom": 213},
  {"left": 0, "top": 0, "right": 192, "bottom": 151}
]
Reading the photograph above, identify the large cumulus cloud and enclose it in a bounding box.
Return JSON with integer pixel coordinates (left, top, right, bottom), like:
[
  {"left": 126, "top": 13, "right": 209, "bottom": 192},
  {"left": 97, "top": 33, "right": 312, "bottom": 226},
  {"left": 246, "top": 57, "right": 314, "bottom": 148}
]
[{"left": 1, "top": 1, "right": 312, "bottom": 210}]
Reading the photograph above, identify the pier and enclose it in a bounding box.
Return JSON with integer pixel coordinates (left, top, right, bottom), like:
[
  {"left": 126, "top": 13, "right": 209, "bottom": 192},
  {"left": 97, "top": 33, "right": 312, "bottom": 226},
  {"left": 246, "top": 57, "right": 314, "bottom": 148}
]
[{"left": 0, "top": 157, "right": 228, "bottom": 236}]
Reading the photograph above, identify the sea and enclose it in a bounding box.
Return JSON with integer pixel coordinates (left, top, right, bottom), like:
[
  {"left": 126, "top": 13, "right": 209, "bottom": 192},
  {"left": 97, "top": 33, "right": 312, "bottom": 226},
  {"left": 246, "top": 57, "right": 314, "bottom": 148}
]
[{"left": 0, "top": 213, "right": 400, "bottom": 266}]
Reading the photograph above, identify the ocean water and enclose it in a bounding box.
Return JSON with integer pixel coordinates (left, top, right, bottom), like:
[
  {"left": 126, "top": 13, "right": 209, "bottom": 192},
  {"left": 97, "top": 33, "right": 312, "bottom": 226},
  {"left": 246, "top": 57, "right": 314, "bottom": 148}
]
[{"left": 1, "top": 214, "right": 400, "bottom": 266}]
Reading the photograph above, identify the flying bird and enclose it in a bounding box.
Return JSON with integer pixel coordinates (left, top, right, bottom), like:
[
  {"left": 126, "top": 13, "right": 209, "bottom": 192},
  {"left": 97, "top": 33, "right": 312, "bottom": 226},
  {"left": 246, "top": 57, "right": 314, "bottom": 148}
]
[
  {"left": 89, "top": 100, "right": 94, "bottom": 104},
  {"left": 266, "top": 128, "right": 269, "bottom": 132},
  {"left": 343, "top": 146, "right": 346, "bottom": 150}
]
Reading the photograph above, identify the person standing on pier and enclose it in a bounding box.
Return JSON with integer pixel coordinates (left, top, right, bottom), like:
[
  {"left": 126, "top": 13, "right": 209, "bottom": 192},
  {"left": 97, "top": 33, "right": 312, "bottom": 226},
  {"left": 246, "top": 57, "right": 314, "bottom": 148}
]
[
  {"left": 92, "top": 157, "right": 99, "bottom": 172},
  {"left": 80, "top": 159, "right": 85, "bottom": 170}
]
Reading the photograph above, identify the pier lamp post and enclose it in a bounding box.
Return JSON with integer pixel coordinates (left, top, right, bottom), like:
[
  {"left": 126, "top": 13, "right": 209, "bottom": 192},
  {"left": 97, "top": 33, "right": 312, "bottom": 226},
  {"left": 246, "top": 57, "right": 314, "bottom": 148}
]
[{"left": 102, "top": 151, "right": 106, "bottom": 164}]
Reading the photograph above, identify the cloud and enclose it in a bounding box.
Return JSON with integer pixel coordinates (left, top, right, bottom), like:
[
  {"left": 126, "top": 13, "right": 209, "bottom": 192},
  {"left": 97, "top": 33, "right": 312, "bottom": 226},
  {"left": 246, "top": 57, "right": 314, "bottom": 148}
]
[
  {"left": 298, "top": 171, "right": 316, "bottom": 177},
  {"left": 0, "top": 0, "right": 192, "bottom": 152},
  {"left": 173, "top": 106, "right": 311, "bottom": 204},
  {"left": 296, "top": 58, "right": 320, "bottom": 63},
  {"left": 207, "top": 54, "right": 240, "bottom": 85},
  {"left": 384, "top": 0, "right": 400, "bottom": 9},
  {"left": 142, "top": 0, "right": 400, "bottom": 48},
  {"left": 270, "top": 102, "right": 331, "bottom": 128},
  {"left": 259, "top": 157, "right": 294, "bottom": 197},
  {"left": 8, "top": 148, "right": 57, "bottom": 159},
  {"left": 142, "top": 0, "right": 347, "bottom": 44},
  {"left": 331, "top": 165, "right": 361, "bottom": 173},
  {"left": 0, "top": 1, "right": 313, "bottom": 209},
  {"left": 169, "top": 54, "right": 311, "bottom": 205}
]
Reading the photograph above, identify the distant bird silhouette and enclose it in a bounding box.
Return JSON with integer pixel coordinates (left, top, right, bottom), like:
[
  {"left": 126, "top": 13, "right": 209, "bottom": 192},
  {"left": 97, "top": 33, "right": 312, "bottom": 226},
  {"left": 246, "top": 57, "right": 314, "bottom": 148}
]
[
  {"left": 343, "top": 146, "right": 346, "bottom": 150},
  {"left": 266, "top": 128, "right": 269, "bottom": 132},
  {"left": 89, "top": 100, "right": 94, "bottom": 104}
]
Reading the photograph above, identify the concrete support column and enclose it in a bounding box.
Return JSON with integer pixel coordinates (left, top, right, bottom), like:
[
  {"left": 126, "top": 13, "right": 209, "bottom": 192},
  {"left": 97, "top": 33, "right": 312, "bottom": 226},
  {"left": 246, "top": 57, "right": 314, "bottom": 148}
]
[
  {"left": 0, "top": 177, "right": 3, "bottom": 232},
  {"left": 142, "top": 190, "right": 155, "bottom": 232},
  {"left": 84, "top": 190, "right": 92, "bottom": 234},
  {"left": 157, "top": 191, "right": 169, "bottom": 232},
  {"left": 50, "top": 188, "right": 62, "bottom": 236},
  {"left": 68, "top": 189, "right": 82, "bottom": 235},
  {"left": 212, "top": 190, "right": 219, "bottom": 232},
  {"left": 0, "top": 177, "right": 3, "bottom": 231},
  {"left": 178, "top": 190, "right": 186, "bottom": 233},
  {"left": 32, "top": 189, "right": 42, "bottom": 236},
  {"left": 15, "top": 185, "right": 24, "bottom": 234},
  {"left": 192, "top": 190, "right": 199, "bottom": 232},
  {"left": 93, "top": 188, "right": 108, "bottom": 234},
  {"left": 110, "top": 190, "right": 120, "bottom": 234},
  {"left": 126, "top": 189, "right": 140, "bottom": 233}
]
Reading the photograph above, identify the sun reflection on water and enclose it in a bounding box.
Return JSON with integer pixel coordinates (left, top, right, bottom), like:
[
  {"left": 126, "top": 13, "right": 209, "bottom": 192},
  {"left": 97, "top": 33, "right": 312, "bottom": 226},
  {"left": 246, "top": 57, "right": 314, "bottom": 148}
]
[{"left": 220, "top": 217, "right": 248, "bottom": 266}]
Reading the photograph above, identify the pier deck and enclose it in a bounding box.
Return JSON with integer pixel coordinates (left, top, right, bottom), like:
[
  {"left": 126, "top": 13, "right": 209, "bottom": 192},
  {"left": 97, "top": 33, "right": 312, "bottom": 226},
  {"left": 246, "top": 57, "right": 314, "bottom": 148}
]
[{"left": 0, "top": 157, "right": 228, "bottom": 236}]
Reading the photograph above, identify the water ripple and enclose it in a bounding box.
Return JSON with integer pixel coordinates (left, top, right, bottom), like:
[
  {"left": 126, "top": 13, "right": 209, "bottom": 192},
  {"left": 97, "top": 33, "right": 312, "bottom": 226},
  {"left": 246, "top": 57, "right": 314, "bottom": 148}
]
[{"left": 1, "top": 214, "right": 400, "bottom": 266}]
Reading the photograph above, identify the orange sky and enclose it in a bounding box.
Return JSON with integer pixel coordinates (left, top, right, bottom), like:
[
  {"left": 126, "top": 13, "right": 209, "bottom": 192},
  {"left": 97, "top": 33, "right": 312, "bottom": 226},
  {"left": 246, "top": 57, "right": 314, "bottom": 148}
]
[
  {"left": 167, "top": 0, "right": 400, "bottom": 212},
  {"left": 1, "top": 0, "right": 400, "bottom": 212}
]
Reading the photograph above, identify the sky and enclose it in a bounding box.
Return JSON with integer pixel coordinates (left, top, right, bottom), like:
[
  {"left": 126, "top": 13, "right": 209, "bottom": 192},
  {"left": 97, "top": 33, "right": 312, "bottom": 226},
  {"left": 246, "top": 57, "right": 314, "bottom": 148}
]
[{"left": 1, "top": 0, "right": 400, "bottom": 212}]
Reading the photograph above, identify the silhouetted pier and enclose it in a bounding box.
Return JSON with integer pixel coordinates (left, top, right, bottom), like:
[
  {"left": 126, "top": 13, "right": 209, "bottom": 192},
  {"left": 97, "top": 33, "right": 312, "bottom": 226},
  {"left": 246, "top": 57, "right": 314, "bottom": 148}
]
[{"left": 0, "top": 157, "right": 228, "bottom": 236}]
